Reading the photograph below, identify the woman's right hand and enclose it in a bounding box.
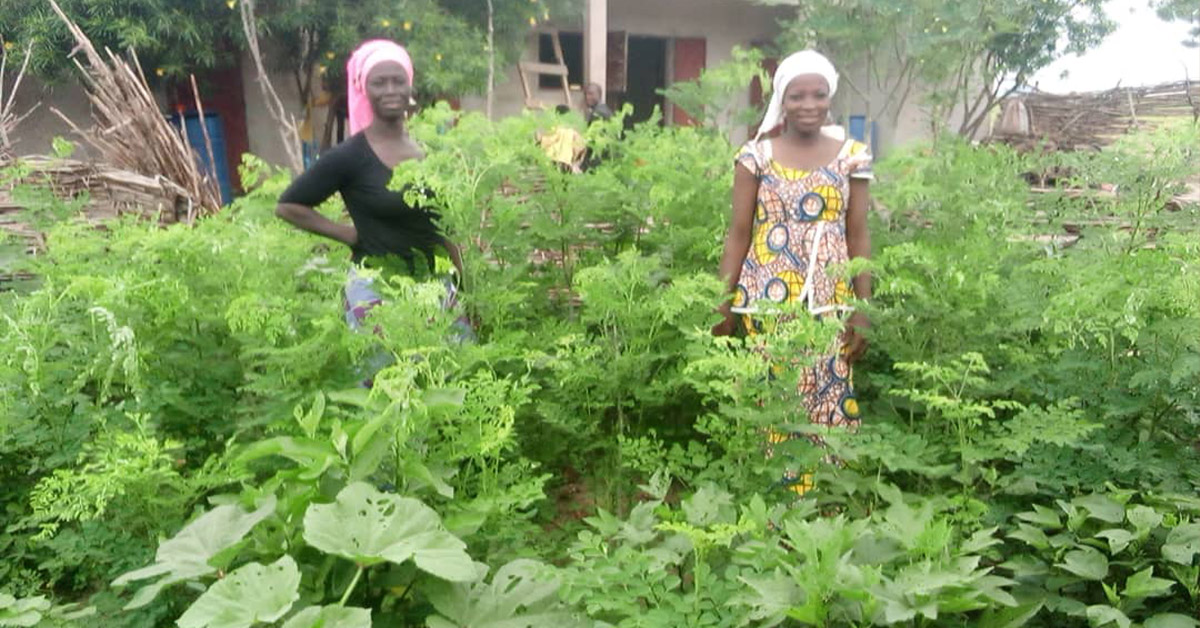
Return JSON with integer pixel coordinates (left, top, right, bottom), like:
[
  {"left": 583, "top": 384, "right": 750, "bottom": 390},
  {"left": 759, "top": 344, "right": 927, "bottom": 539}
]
[{"left": 711, "top": 309, "right": 736, "bottom": 337}]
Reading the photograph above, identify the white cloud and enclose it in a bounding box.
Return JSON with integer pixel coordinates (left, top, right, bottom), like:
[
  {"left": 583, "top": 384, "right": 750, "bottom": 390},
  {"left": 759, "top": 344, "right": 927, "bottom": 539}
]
[{"left": 1032, "top": 0, "right": 1200, "bottom": 93}]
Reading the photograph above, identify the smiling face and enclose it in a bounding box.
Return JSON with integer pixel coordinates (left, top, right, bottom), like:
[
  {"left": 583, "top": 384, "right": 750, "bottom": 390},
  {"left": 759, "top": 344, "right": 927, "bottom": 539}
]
[
  {"left": 782, "top": 74, "right": 831, "bottom": 134},
  {"left": 365, "top": 61, "right": 412, "bottom": 122}
]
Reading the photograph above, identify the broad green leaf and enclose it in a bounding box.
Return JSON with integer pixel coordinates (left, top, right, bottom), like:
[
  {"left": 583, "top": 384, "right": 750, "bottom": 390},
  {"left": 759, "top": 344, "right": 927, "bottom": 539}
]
[
  {"left": 348, "top": 428, "right": 391, "bottom": 482},
  {"left": 978, "top": 601, "right": 1044, "bottom": 628},
  {"left": 1073, "top": 495, "right": 1125, "bottom": 524},
  {"left": 1122, "top": 567, "right": 1174, "bottom": 599},
  {"left": 1162, "top": 523, "right": 1200, "bottom": 565},
  {"left": 1015, "top": 504, "right": 1062, "bottom": 529},
  {"left": 401, "top": 458, "right": 455, "bottom": 499},
  {"left": 351, "top": 414, "right": 390, "bottom": 459},
  {"left": 1094, "top": 529, "right": 1135, "bottom": 555},
  {"left": 303, "top": 482, "right": 475, "bottom": 582},
  {"left": 975, "top": 574, "right": 1019, "bottom": 607},
  {"left": 113, "top": 496, "right": 276, "bottom": 609},
  {"left": 422, "top": 387, "right": 466, "bottom": 409},
  {"left": 999, "top": 554, "right": 1050, "bottom": 578},
  {"left": 1126, "top": 505, "right": 1163, "bottom": 534},
  {"left": 1145, "top": 614, "right": 1200, "bottom": 628},
  {"left": 425, "top": 559, "right": 584, "bottom": 628},
  {"left": 1084, "top": 605, "right": 1130, "bottom": 628},
  {"left": 177, "top": 556, "right": 301, "bottom": 628},
  {"left": 282, "top": 606, "right": 372, "bottom": 628},
  {"left": 738, "top": 570, "right": 802, "bottom": 625},
  {"left": 0, "top": 594, "right": 51, "bottom": 627},
  {"left": 237, "top": 437, "right": 340, "bottom": 481},
  {"left": 1008, "top": 523, "right": 1051, "bottom": 550},
  {"left": 1057, "top": 547, "right": 1108, "bottom": 581},
  {"left": 960, "top": 526, "right": 1002, "bottom": 555},
  {"left": 682, "top": 485, "right": 735, "bottom": 527}
]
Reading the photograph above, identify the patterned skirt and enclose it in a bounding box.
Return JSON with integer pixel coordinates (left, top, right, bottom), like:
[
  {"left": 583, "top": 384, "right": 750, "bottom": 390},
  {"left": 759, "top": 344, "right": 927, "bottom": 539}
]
[
  {"left": 343, "top": 266, "right": 473, "bottom": 386},
  {"left": 740, "top": 313, "right": 861, "bottom": 496}
]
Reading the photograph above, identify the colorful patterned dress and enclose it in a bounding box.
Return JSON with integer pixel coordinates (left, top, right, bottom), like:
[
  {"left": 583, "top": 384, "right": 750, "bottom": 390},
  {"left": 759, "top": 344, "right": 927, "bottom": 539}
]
[{"left": 731, "top": 137, "right": 873, "bottom": 493}]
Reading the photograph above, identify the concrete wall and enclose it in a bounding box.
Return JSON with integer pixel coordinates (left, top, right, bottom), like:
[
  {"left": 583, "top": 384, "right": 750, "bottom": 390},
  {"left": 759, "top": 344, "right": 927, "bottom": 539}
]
[
  {"left": 459, "top": 0, "right": 792, "bottom": 145},
  {"left": 241, "top": 50, "right": 308, "bottom": 170},
  {"left": 455, "top": 0, "right": 954, "bottom": 153},
  {"left": 7, "top": 77, "right": 94, "bottom": 158}
]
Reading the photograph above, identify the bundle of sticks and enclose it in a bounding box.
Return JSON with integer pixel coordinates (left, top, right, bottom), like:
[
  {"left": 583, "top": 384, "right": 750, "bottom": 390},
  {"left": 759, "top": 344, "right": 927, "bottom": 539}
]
[
  {"left": 45, "top": 0, "right": 222, "bottom": 220},
  {"left": 995, "top": 81, "right": 1200, "bottom": 151},
  {"left": 0, "top": 41, "right": 39, "bottom": 157}
]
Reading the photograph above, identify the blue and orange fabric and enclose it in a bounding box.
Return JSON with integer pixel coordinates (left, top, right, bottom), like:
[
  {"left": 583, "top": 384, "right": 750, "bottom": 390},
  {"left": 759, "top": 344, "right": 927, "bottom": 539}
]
[{"left": 733, "top": 137, "right": 872, "bottom": 495}]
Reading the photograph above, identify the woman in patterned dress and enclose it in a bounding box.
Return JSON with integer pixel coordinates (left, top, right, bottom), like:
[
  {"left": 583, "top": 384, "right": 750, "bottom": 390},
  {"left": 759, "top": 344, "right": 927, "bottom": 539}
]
[{"left": 712, "top": 50, "right": 873, "bottom": 494}]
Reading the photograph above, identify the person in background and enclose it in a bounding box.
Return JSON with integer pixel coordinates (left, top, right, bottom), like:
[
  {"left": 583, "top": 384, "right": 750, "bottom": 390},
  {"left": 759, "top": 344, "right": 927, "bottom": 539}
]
[
  {"left": 275, "top": 39, "right": 470, "bottom": 384},
  {"left": 584, "top": 82, "right": 613, "bottom": 125},
  {"left": 712, "top": 50, "right": 873, "bottom": 496},
  {"left": 538, "top": 104, "right": 587, "bottom": 173}
]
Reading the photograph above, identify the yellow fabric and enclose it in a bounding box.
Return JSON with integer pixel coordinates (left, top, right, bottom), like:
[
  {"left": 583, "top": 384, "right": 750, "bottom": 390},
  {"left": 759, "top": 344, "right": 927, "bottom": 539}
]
[{"left": 539, "top": 126, "right": 585, "bottom": 166}]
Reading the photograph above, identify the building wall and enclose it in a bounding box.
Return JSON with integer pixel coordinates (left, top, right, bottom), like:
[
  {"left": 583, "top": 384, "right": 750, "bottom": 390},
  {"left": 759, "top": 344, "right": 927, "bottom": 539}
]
[
  {"left": 7, "top": 77, "right": 95, "bottom": 158},
  {"left": 459, "top": 0, "right": 792, "bottom": 146},
  {"left": 241, "top": 50, "right": 308, "bottom": 171}
]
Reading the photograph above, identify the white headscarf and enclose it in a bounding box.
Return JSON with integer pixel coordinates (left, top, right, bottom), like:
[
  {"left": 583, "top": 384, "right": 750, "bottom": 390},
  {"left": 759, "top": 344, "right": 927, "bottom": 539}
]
[{"left": 755, "top": 50, "right": 843, "bottom": 142}]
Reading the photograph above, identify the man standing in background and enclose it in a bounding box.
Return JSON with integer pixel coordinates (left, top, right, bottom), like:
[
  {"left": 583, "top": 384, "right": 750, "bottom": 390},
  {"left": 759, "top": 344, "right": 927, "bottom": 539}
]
[{"left": 584, "top": 82, "right": 613, "bottom": 125}]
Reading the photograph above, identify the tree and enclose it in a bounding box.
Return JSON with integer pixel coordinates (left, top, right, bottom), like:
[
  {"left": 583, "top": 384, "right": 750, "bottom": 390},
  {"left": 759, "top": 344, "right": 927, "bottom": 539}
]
[
  {"left": 0, "top": 0, "right": 239, "bottom": 80},
  {"left": 760, "top": 0, "right": 1112, "bottom": 139},
  {"left": 1154, "top": 0, "right": 1200, "bottom": 48},
  {"left": 252, "top": 0, "right": 576, "bottom": 114}
]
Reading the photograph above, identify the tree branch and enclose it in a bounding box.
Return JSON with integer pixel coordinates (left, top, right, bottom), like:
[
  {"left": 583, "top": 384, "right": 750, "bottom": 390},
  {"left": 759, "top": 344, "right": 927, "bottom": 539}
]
[{"left": 238, "top": 0, "right": 304, "bottom": 174}]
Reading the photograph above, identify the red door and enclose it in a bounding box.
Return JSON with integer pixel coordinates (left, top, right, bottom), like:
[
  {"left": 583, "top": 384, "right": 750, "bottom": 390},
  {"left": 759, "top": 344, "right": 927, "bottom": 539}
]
[
  {"left": 671, "top": 38, "right": 706, "bottom": 126},
  {"left": 748, "top": 57, "right": 778, "bottom": 137}
]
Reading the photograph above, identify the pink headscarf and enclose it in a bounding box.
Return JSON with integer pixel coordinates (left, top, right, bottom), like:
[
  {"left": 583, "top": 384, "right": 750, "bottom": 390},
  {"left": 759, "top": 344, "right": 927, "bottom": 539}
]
[{"left": 346, "top": 39, "right": 415, "bottom": 135}]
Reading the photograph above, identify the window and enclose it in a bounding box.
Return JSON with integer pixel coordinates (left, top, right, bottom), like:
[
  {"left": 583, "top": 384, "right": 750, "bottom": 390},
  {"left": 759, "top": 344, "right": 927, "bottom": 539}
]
[{"left": 538, "top": 32, "right": 583, "bottom": 90}]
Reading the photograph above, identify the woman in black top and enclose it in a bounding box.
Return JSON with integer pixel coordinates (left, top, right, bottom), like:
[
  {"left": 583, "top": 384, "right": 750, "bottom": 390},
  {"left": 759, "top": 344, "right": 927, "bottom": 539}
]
[{"left": 276, "top": 40, "right": 466, "bottom": 345}]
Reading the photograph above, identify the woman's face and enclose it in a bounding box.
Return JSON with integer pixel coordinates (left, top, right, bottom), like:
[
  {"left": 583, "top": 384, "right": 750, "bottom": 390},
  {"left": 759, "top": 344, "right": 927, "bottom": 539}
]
[
  {"left": 782, "top": 74, "right": 831, "bottom": 134},
  {"left": 365, "top": 61, "right": 412, "bottom": 121}
]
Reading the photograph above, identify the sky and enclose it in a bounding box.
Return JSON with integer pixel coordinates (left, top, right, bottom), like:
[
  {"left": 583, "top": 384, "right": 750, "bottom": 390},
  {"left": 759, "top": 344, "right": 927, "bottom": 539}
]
[{"left": 1031, "top": 0, "right": 1200, "bottom": 93}]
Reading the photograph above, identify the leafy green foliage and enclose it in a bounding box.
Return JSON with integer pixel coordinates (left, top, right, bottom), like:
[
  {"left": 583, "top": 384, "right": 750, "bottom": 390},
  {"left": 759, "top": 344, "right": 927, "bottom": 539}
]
[
  {"left": 768, "top": 0, "right": 1113, "bottom": 135},
  {"left": 657, "top": 46, "right": 769, "bottom": 137},
  {"left": 2, "top": 103, "right": 1199, "bottom": 626},
  {"left": 425, "top": 559, "right": 582, "bottom": 628},
  {"left": 175, "top": 557, "right": 300, "bottom": 628},
  {"left": 111, "top": 496, "right": 276, "bottom": 609},
  {"left": 303, "top": 482, "right": 475, "bottom": 581}
]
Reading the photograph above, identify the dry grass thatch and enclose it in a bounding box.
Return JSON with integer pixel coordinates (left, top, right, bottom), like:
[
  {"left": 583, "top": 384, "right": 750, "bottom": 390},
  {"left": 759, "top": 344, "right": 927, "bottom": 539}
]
[{"left": 992, "top": 80, "right": 1200, "bottom": 151}]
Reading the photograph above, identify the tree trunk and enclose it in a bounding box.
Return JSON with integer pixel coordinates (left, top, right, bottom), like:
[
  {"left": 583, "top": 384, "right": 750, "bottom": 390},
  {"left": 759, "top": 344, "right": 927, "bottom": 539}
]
[{"left": 486, "top": 0, "right": 495, "bottom": 120}]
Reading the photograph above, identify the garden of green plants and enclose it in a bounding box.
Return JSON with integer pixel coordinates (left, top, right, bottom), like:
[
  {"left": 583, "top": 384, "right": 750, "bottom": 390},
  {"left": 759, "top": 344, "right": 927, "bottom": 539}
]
[{"left": 3, "top": 1, "right": 1200, "bottom": 627}]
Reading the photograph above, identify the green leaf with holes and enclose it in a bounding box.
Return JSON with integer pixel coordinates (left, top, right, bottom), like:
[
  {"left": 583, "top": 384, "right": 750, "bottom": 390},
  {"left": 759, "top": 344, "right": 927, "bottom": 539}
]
[
  {"left": 303, "top": 482, "right": 475, "bottom": 582},
  {"left": 112, "top": 496, "right": 277, "bottom": 609},
  {"left": 425, "top": 559, "right": 584, "bottom": 628},
  {"left": 176, "top": 556, "right": 301, "bottom": 628},
  {"left": 281, "top": 605, "right": 372, "bottom": 628}
]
